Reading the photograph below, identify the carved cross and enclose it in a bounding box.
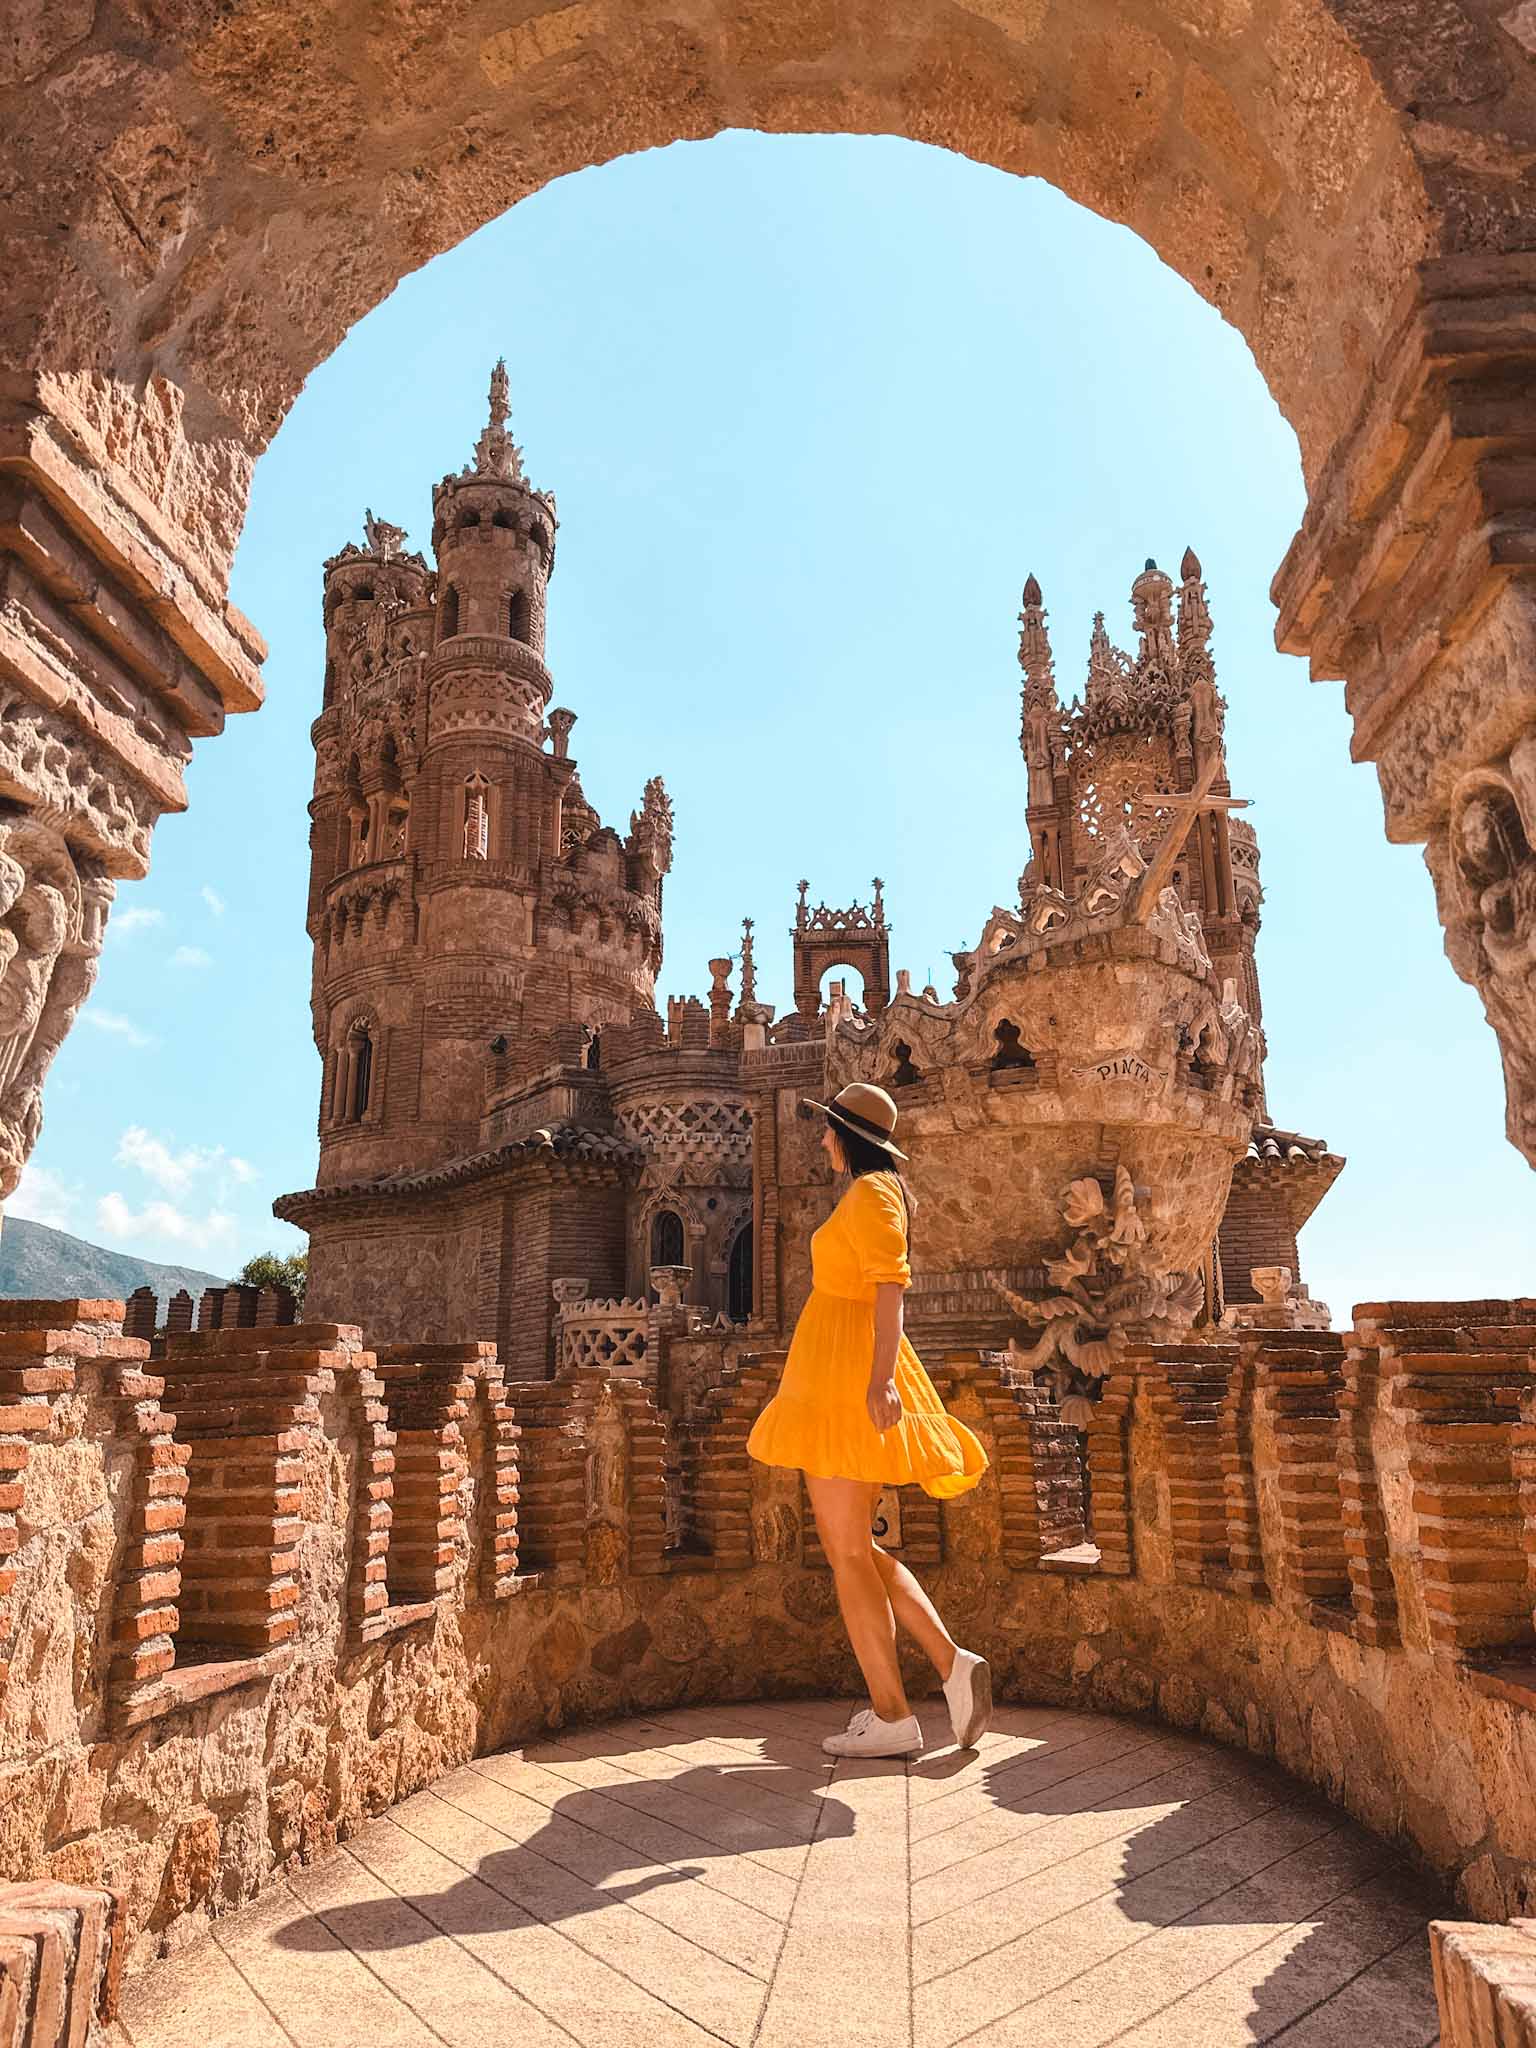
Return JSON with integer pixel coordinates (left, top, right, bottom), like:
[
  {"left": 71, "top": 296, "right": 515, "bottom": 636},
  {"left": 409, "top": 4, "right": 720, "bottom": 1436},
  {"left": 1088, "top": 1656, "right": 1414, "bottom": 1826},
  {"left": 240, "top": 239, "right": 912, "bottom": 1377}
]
[{"left": 1130, "top": 754, "right": 1248, "bottom": 921}]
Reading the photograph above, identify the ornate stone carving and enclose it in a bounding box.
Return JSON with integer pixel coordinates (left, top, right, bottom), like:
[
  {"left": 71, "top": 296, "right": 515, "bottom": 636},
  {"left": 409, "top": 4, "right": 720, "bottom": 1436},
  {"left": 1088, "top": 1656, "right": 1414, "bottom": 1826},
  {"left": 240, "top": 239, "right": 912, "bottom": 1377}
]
[
  {"left": 0, "top": 690, "right": 154, "bottom": 874},
  {"left": 1146, "top": 885, "right": 1212, "bottom": 974},
  {"left": 994, "top": 1168, "right": 1203, "bottom": 1421},
  {"left": 1427, "top": 741, "right": 1536, "bottom": 1163},
  {"left": 617, "top": 1099, "right": 753, "bottom": 1163},
  {"left": 0, "top": 817, "right": 112, "bottom": 1198}
]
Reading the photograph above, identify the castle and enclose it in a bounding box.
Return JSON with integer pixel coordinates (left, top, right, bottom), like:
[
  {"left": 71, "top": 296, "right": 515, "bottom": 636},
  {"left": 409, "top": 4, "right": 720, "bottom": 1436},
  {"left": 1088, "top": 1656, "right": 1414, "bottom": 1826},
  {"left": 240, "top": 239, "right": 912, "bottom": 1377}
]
[{"left": 276, "top": 365, "right": 1342, "bottom": 1384}]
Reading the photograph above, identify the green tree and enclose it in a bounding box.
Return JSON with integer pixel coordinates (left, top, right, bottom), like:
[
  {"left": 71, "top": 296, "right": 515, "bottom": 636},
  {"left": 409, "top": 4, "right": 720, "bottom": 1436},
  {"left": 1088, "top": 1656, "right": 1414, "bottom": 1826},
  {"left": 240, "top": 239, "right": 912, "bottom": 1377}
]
[{"left": 238, "top": 1250, "right": 308, "bottom": 1311}]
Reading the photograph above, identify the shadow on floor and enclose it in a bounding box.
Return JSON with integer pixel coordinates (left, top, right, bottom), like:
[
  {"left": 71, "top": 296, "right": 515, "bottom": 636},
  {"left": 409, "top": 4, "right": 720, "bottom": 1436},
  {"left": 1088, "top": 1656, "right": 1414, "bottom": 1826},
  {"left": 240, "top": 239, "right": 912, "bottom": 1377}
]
[{"left": 270, "top": 1712, "right": 851, "bottom": 1952}]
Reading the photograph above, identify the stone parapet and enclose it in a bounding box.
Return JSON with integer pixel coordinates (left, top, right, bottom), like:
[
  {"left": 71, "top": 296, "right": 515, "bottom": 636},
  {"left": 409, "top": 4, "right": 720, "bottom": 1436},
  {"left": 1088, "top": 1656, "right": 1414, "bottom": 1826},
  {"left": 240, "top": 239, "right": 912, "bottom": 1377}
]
[{"left": 4, "top": 1293, "right": 1536, "bottom": 1999}]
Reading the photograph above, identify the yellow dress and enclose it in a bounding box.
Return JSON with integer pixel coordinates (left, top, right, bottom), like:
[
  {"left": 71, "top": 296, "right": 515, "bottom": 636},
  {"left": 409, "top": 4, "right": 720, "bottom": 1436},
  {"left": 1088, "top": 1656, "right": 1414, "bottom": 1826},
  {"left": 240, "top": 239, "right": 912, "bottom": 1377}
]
[{"left": 746, "top": 1169, "right": 988, "bottom": 1500}]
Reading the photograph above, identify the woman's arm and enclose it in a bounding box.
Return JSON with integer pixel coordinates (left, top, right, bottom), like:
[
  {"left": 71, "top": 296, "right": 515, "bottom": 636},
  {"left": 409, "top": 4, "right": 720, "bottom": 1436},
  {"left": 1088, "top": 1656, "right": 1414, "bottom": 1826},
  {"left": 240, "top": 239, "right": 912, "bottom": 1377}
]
[{"left": 868, "top": 1282, "right": 904, "bottom": 1431}]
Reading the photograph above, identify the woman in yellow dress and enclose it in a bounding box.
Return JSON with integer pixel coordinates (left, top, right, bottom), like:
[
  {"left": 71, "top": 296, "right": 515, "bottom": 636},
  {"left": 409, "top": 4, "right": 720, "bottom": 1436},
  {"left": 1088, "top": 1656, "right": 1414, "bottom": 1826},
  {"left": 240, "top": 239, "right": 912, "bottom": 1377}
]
[{"left": 747, "top": 1082, "right": 991, "bottom": 1759}]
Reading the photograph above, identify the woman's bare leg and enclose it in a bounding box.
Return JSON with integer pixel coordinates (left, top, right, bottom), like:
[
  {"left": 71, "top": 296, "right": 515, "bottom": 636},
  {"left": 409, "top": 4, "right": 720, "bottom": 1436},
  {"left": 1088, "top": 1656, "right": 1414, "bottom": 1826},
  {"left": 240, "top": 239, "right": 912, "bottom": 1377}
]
[
  {"left": 805, "top": 1474, "right": 910, "bottom": 1721},
  {"left": 871, "top": 1543, "right": 958, "bottom": 1681}
]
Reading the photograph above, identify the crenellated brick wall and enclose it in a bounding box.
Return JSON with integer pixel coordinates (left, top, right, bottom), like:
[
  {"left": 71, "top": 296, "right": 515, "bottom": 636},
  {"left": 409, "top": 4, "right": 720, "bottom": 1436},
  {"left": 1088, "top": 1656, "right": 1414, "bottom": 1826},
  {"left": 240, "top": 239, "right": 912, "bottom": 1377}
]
[{"left": 0, "top": 1294, "right": 1535, "bottom": 2041}]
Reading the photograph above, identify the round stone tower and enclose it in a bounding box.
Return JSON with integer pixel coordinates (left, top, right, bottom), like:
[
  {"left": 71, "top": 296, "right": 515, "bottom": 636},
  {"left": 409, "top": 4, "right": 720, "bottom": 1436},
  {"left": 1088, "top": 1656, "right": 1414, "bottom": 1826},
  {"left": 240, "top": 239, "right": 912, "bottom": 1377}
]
[{"left": 286, "top": 364, "right": 674, "bottom": 1339}]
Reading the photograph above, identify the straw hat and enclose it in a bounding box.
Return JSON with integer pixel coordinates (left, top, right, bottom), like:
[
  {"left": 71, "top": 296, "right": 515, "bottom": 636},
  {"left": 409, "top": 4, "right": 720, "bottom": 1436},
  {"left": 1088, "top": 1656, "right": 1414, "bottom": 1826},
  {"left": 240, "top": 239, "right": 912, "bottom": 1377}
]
[{"left": 803, "top": 1082, "right": 908, "bottom": 1161}]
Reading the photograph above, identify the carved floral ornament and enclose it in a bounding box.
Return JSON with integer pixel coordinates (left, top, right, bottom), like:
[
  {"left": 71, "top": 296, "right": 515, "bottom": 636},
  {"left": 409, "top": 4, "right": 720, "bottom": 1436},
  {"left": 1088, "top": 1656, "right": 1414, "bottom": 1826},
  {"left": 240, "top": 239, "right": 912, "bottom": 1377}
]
[{"left": 994, "top": 1167, "right": 1203, "bottom": 1424}]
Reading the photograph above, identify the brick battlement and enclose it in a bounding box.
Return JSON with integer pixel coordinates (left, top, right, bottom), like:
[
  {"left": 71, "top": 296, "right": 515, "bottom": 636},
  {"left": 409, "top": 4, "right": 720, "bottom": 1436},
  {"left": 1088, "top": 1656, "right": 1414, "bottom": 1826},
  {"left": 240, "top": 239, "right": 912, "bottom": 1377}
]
[{"left": 0, "top": 1292, "right": 1535, "bottom": 2037}]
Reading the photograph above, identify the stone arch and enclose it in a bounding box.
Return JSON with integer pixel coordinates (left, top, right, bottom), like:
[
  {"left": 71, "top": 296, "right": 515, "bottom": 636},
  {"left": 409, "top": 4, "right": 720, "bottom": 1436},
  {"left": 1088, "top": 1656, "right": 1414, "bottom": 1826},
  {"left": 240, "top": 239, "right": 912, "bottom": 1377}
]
[{"left": 2, "top": 0, "right": 1536, "bottom": 1201}]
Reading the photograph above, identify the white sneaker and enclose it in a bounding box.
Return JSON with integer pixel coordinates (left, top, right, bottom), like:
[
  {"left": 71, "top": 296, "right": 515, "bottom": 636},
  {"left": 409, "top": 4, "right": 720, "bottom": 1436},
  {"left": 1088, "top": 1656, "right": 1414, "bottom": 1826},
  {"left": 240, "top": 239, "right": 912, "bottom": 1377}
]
[
  {"left": 942, "top": 1649, "right": 993, "bottom": 1749},
  {"left": 822, "top": 1707, "right": 924, "bottom": 1759}
]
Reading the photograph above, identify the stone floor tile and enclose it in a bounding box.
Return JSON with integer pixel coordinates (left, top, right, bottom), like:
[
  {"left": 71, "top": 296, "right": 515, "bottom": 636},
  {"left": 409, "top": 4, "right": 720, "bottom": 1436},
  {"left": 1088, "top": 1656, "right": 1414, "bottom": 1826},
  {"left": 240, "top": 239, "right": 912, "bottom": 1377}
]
[
  {"left": 754, "top": 1757, "right": 909, "bottom": 2048},
  {"left": 118, "top": 1935, "right": 291, "bottom": 2048},
  {"left": 913, "top": 1769, "right": 1287, "bottom": 1979},
  {"left": 908, "top": 1708, "right": 1091, "bottom": 1807},
  {"left": 467, "top": 1752, "right": 799, "bottom": 1919},
  {"left": 1108, "top": 1876, "right": 1435, "bottom": 2046},
  {"left": 346, "top": 1810, "right": 728, "bottom": 2047},
  {"left": 948, "top": 1821, "right": 1383, "bottom": 2048},
  {"left": 911, "top": 1720, "right": 1172, "bottom": 1844},
  {"left": 1258, "top": 1928, "right": 1441, "bottom": 2046},
  {"left": 911, "top": 1734, "right": 1198, "bottom": 1878},
  {"left": 285, "top": 1845, "right": 579, "bottom": 2047},
  {"left": 115, "top": 1703, "right": 1443, "bottom": 2048},
  {"left": 913, "top": 1806, "right": 1347, "bottom": 2048},
  {"left": 430, "top": 1766, "right": 782, "bottom": 1975},
  {"left": 523, "top": 1734, "right": 817, "bottom": 1875},
  {"left": 913, "top": 1749, "right": 1282, "bottom": 1927},
  {"left": 203, "top": 1880, "right": 445, "bottom": 2048},
  {"left": 393, "top": 1783, "right": 766, "bottom": 2043}
]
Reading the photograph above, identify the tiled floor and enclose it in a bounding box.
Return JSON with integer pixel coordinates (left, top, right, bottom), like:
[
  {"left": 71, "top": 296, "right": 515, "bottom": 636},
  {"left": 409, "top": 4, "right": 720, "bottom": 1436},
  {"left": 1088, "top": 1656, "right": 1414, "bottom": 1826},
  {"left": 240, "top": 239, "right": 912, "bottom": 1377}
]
[{"left": 116, "top": 1700, "right": 1444, "bottom": 2048}]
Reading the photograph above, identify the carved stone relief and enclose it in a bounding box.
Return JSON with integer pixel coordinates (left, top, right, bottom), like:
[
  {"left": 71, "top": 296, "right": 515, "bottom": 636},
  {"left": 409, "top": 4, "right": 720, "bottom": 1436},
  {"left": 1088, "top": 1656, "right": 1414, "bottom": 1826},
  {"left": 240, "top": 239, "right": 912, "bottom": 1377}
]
[
  {"left": 995, "top": 1168, "right": 1204, "bottom": 1422},
  {"left": 0, "top": 816, "right": 112, "bottom": 1198},
  {"left": 1427, "top": 739, "right": 1536, "bottom": 1165}
]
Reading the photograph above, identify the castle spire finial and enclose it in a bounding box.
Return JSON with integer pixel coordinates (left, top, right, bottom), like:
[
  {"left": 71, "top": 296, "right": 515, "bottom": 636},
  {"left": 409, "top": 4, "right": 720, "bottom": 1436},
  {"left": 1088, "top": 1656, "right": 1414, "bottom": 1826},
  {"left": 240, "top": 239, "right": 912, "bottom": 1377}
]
[
  {"left": 1177, "top": 543, "right": 1213, "bottom": 658},
  {"left": 471, "top": 357, "right": 525, "bottom": 481},
  {"left": 739, "top": 915, "right": 757, "bottom": 1004}
]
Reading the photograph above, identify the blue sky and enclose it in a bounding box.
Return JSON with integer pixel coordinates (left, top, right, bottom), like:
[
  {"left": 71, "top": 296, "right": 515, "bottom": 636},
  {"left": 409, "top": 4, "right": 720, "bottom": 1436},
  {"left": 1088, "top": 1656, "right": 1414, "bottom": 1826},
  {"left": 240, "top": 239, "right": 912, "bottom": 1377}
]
[{"left": 15, "top": 131, "right": 1535, "bottom": 1314}]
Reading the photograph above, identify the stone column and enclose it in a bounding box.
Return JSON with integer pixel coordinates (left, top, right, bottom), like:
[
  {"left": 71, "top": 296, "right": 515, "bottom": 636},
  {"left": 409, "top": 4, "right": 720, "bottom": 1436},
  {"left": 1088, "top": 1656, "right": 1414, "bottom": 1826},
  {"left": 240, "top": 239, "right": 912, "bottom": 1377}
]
[{"left": 1272, "top": 252, "right": 1536, "bottom": 1168}]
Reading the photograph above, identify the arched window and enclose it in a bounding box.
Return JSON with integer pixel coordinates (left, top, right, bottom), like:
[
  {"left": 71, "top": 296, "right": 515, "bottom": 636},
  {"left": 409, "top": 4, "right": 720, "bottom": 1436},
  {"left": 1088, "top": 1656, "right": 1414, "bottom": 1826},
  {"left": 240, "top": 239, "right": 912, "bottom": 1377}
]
[
  {"left": 650, "top": 1210, "right": 685, "bottom": 1268},
  {"left": 440, "top": 584, "right": 460, "bottom": 639},
  {"left": 463, "top": 774, "right": 489, "bottom": 860},
  {"left": 461, "top": 510, "right": 480, "bottom": 528},
  {"left": 728, "top": 1223, "right": 754, "bottom": 1322},
  {"left": 504, "top": 589, "right": 531, "bottom": 642},
  {"left": 351, "top": 1029, "right": 373, "bottom": 1120},
  {"left": 582, "top": 1027, "right": 601, "bottom": 1072},
  {"left": 992, "top": 1020, "right": 1036, "bottom": 1070}
]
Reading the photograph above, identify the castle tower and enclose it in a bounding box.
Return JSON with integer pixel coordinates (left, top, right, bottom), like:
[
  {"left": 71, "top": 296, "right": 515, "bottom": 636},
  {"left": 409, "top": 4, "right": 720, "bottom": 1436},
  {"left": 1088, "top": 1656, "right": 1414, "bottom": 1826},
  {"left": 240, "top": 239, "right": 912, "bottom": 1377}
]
[
  {"left": 1014, "top": 552, "right": 1341, "bottom": 1313},
  {"left": 1017, "top": 552, "right": 1260, "bottom": 1094},
  {"left": 280, "top": 364, "right": 674, "bottom": 1356}
]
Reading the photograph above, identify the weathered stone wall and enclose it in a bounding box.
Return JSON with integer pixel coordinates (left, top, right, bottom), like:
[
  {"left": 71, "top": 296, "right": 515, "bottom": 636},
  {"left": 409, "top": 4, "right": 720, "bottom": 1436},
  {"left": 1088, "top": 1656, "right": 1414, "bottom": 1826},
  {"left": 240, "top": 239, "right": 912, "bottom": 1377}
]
[{"left": 3, "top": 1292, "right": 1536, "bottom": 1993}]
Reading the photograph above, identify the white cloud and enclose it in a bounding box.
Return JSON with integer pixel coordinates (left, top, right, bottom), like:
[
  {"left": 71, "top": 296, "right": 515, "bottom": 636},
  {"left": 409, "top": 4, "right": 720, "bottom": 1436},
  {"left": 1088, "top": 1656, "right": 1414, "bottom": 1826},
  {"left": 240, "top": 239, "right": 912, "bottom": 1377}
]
[
  {"left": 201, "top": 887, "right": 226, "bottom": 917},
  {"left": 8, "top": 1163, "right": 78, "bottom": 1230},
  {"left": 114, "top": 1126, "right": 260, "bottom": 1200},
  {"left": 109, "top": 906, "right": 164, "bottom": 941},
  {"left": 171, "top": 945, "right": 211, "bottom": 969},
  {"left": 83, "top": 1008, "right": 153, "bottom": 1048},
  {"left": 96, "top": 1191, "right": 237, "bottom": 1253},
  {"left": 115, "top": 1126, "right": 209, "bottom": 1194}
]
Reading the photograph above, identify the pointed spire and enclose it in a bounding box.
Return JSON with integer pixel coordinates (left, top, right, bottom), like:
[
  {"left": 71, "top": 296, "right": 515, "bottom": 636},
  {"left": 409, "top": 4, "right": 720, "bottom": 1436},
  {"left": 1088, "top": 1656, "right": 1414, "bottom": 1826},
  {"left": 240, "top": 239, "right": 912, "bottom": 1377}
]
[
  {"left": 1177, "top": 543, "right": 1213, "bottom": 657},
  {"left": 471, "top": 357, "right": 526, "bottom": 481},
  {"left": 1087, "top": 610, "right": 1116, "bottom": 687},
  {"left": 738, "top": 915, "right": 757, "bottom": 1004},
  {"left": 1018, "top": 572, "right": 1060, "bottom": 781},
  {"left": 1018, "top": 572, "right": 1057, "bottom": 699}
]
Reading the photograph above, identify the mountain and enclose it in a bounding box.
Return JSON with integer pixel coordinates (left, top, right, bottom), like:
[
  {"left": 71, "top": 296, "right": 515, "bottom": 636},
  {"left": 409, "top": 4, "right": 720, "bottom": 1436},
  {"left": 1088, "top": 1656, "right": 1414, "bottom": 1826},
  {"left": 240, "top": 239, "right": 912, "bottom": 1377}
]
[{"left": 0, "top": 1217, "right": 228, "bottom": 1313}]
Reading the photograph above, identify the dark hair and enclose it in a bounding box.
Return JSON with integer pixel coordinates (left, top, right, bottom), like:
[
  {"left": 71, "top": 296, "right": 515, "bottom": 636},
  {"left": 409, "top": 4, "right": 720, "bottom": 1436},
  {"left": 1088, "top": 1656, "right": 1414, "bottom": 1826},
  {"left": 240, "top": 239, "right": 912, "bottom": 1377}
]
[{"left": 826, "top": 1115, "right": 918, "bottom": 1249}]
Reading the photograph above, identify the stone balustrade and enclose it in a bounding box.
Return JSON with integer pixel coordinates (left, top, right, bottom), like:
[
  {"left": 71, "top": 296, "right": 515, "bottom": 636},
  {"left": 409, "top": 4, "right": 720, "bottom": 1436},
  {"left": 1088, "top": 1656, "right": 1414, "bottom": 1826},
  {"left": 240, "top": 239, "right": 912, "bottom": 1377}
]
[{"left": 0, "top": 1294, "right": 1534, "bottom": 2035}]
